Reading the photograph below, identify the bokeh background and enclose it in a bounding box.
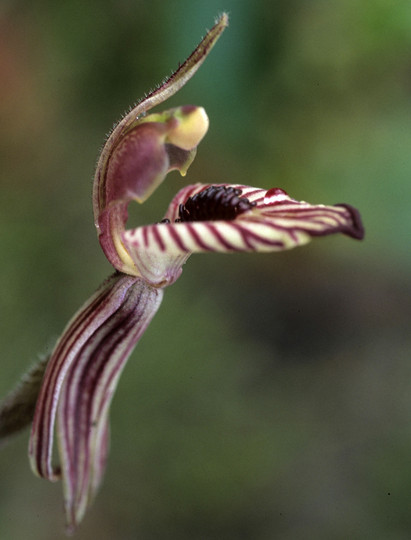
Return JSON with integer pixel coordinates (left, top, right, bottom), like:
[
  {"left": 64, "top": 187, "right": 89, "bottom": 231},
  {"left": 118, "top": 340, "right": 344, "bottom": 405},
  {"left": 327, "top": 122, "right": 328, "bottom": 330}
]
[{"left": 1, "top": 1, "right": 411, "bottom": 538}]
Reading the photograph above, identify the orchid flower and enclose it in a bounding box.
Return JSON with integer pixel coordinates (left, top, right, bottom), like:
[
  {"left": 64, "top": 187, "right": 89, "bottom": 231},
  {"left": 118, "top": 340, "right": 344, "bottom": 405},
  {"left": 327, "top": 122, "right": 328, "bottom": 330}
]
[{"left": 0, "top": 13, "right": 364, "bottom": 533}]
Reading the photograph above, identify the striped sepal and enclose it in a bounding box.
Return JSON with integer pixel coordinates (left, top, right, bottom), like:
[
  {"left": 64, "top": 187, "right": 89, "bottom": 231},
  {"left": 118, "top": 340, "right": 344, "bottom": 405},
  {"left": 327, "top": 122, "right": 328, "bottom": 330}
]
[
  {"left": 122, "top": 183, "right": 364, "bottom": 286},
  {"left": 28, "top": 274, "right": 163, "bottom": 531}
]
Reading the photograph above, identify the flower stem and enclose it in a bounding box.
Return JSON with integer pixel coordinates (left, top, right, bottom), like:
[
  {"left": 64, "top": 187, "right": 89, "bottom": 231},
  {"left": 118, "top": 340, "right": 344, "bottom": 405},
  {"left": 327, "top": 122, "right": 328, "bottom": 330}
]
[{"left": 0, "top": 355, "right": 49, "bottom": 445}]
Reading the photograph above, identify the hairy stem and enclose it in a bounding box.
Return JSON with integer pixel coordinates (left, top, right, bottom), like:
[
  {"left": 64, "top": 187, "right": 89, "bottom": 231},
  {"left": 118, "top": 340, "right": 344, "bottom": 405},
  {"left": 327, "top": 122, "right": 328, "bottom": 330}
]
[{"left": 0, "top": 355, "right": 49, "bottom": 444}]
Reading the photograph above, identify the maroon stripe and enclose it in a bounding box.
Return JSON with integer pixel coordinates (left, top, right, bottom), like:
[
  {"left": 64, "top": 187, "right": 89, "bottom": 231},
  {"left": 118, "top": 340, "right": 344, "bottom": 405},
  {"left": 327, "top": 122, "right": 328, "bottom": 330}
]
[
  {"left": 224, "top": 222, "right": 255, "bottom": 250},
  {"left": 142, "top": 226, "right": 149, "bottom": 248},
  {"left": 186, "top": 223, "right": 216, "bottom": 251},
  {"left": 246, "top": 213, "right": 359, "bottom": 241},
  {"left": 236, "top": 223, "right": 286, "bottom": 249},
  {"left": 151, "top": 226, "right": 166, "bottom": 252},
  {"left": 167, "top": 224, "right": 190, "bottom": 252},
  {"left": 207, "top": 223, "right": 241, "bottom": 251},
  {"left": 237, "top": 218, "right": 301, "bottom": 243}
]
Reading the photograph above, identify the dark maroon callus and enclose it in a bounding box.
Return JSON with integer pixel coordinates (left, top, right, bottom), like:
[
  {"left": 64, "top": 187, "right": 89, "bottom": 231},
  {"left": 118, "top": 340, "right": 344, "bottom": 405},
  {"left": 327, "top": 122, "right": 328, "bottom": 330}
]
[{"left": 177, "top": 186, "right": 256, "bottom": 222}]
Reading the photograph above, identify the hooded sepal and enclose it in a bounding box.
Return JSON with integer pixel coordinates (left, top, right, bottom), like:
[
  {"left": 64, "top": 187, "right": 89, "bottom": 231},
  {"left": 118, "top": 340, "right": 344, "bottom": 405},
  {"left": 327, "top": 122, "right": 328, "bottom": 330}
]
[
  {"left": 93, "top": 15, "right": 228, "bottom": 276},
  {"left": 95, "top": 106, "right": 209, "bottom": 275}
]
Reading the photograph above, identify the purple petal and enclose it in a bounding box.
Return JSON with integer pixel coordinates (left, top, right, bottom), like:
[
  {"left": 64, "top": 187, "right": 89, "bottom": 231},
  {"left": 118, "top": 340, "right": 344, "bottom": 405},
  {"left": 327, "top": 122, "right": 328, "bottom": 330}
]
[
  {"left": 122, "top": 184, "right": 364, "bottom": 286},
  {"left": 28, "top": 274, "right": 163, "bottom": 531}
]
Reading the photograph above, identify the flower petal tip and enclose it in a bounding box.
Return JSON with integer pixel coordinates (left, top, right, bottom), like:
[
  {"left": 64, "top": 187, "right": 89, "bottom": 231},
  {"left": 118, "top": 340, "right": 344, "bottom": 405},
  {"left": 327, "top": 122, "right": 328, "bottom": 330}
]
[
  {"left": 216, "top": 12, "right": 229, "bottom": 28},
  {"left": 334, "top": 203, "right": 365, "bottom": 240}
]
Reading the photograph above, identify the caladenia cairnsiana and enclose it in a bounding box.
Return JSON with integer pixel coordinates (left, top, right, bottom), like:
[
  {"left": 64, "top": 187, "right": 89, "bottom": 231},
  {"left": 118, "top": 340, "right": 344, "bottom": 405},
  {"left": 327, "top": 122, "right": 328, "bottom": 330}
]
[{"left": 0, "top": 13, "right": 364, "bottom": 533}]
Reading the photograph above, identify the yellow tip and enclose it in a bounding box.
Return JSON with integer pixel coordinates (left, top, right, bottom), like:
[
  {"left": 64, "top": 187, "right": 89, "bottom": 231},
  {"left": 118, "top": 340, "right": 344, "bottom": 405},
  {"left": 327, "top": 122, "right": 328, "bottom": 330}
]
[{"left": 167, "top": 106, "right": 209, "bottom": 151}]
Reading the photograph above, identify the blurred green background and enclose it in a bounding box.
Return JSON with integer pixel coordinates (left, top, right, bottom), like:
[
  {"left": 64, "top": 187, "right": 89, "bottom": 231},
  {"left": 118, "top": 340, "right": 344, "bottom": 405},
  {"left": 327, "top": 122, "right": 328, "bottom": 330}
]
[{"left": 1, "top": 1, "right": 411, "bottom": 538}]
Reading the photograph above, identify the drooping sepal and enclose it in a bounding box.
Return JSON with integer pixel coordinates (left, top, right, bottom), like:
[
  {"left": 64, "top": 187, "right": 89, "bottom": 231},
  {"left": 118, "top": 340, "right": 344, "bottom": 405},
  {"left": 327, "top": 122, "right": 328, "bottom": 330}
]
[{"left": 28, "top": 273, "right": 163, "bottom": 531}]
